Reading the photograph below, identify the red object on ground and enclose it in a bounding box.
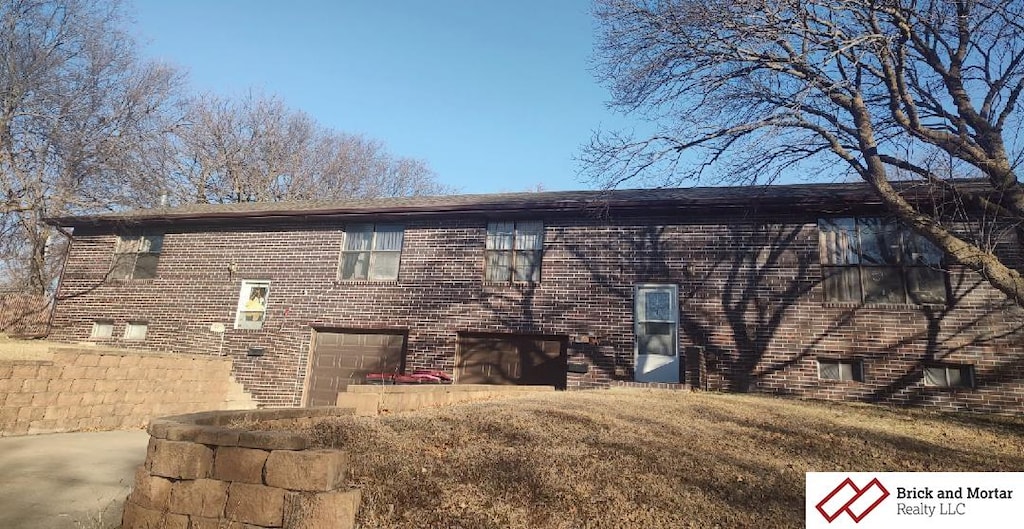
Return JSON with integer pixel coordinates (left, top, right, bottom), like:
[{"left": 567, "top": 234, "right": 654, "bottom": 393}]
[{"left": 365, "top": 370, "right": 453, "bottom": 384}]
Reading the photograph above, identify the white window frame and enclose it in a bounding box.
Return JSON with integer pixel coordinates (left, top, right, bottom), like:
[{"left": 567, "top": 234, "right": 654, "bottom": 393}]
[
  {"left": 90, "top": 320, "right": 114, "bottom": 339},
  {"left": 633, "top": 284, "right": 680, "bottom": 358},
  {"left": 235, "top": 280, "right": 271, "bottom": 330},
  {"left": 123, "top": 322, "right": 148, "bottom": 341}
]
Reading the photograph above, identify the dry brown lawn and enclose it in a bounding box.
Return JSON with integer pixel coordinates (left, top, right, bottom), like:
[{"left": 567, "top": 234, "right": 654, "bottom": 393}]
[{"left": 304, "top": 390, "right": 1024, "bottom": 529}]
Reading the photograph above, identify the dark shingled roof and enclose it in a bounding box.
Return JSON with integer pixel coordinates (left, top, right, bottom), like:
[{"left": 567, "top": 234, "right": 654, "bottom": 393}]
[{"left": 46, "top": 180, "right": 972, "bottom": 227}]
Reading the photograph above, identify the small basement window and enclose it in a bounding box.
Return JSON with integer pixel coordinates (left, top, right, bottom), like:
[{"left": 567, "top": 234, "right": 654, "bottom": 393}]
[
  {"left": 235, "top": 280, "right": 270, "bottom": 329},
  {"left": 924, "top": 364, "right": 974, "bottom": 388},
  {"left": 817, "top": 359, "right": 863, "bottom": 382},
  {"left": 124, "top": 322, "right": 148, "bottom": 340},
  {"left": 91, "top": 320, "right": 114, "bottom": 339}
]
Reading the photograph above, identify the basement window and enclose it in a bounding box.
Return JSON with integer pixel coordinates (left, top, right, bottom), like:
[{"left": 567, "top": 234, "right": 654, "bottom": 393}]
[
  {"left": 924, "top": 364, "right": 974, "bottom": 388},
  {"left": 817, "top": 359, "right": 863, "bottom": 382},
  {"left": 90, "top": 320, "right": 114, "bottom": 339},
  {"left": 124, "top": 322, "right": 148, "bottom": 340},
  {"left": 235, "top": 280, "right": 270, "bottom": 329}
]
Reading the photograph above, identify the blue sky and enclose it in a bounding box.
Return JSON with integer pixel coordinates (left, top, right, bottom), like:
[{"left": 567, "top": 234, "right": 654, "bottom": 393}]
[{"left": 129, "top": 1, "right": 635, "bottom": 194}]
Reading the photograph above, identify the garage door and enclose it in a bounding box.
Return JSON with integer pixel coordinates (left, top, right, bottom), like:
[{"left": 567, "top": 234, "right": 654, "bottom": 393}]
[
  {"left": 456, "top": 333, "right": 567, "bottom": 389},
  {"left": 306, "top": 331, "right": 405, "bottom": 406}
]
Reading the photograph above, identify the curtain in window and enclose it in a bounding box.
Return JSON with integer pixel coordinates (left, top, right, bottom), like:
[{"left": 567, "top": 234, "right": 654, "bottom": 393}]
[
  {"left": 485, "top": 250, "right": 512, "bottom": 282},
  {"left": 819, "top": 218, "right": 946, "bottom": 304},
  {"left": 373, "top": 225, "right": 404, "bottom": 251},
  {"left": 486, "top": 221, "right": 544, "bottom": 282},
  {"left": 486, "top": 222, "right": 514, "bottom": 250}
]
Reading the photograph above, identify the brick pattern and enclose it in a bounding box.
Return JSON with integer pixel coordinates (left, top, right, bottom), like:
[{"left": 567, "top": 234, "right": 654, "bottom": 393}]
[
  {"left": 48, "top": 213, "right": 1024, "bottom": 413},
  {"left": 0, "top": 292, "right": 49, "bottom": 338},
  {"left": 0, "top": 347, "right": 255, "bottom": 436},
  {"left": 123, "top": 408, "right": 360, "bottom": 529}
]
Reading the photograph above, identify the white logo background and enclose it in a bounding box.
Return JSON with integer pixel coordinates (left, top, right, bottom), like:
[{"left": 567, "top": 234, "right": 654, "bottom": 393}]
[{"left": 806, "top": 472, "right": 1022, "bottom": 528}]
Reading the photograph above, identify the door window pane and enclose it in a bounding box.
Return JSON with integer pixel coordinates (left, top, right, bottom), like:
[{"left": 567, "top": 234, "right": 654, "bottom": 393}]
[
  {"left": 638, "top": 322, "right": 674, "bottom": 356},
  {"left": 643, "top": 290, "right": 673, "bottom": 321}
]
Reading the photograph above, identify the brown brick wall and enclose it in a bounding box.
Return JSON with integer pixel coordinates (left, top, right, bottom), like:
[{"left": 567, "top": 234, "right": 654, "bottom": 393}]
[
  {"left": 49, "top": 212, "right": 1024, "bottom": 413},
  {"left": 0, "top": 292, "right": 50, "bottom": 338}
]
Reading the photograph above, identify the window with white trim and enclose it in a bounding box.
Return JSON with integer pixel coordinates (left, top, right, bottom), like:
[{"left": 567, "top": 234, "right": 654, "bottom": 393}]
[
  {"left": 339, "top": 224, "right": 404, "bottom": 281},
  {"left": 817, "top": 358, "right": 864, "bottom": 382},
  {"left": 110, "top": 234, "right": 163, "bottom": 280},
  {"left": 124, "top": 322, "right": 148, "bottom": 340},
  {"left": 818, "top": 218, "right": 946, "bottom": 304},
  {"left": 924, "top": 364, "right": 974, "bottom": 388},
  {"left": 235, "top": 280, "right": 270, "bottom": 329},
  {"left": 485, "top": 221, "right": 543, "bottom": 283},
  {"left": 91, "top": 320, "right": 114, "bottom": 339}
]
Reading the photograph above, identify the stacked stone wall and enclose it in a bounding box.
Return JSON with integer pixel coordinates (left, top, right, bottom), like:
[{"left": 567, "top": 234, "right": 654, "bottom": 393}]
[
  {"left": 123, "top": 408, "right": 359, "bottom": 529},
  {"left": 0, "top": 347, "right": 254, "bottom": 436}
]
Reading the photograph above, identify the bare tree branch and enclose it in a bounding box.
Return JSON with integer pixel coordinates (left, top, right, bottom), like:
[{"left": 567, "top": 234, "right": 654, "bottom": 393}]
[{"left": 585, "top": 0, "right": 1024, "bottom": 307}]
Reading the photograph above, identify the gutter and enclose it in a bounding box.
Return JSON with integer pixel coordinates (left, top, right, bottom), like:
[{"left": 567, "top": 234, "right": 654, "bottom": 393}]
[{"left": 44, "top": 197, "right": 874, "bottom": 229}]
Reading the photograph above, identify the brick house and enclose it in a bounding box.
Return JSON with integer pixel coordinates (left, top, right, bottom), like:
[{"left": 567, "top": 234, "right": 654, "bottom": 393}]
[{"left": 46, "top": 182, "right": 1024, "bottom": 413}]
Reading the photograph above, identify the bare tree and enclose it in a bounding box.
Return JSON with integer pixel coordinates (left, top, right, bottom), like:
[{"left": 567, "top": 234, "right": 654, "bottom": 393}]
[
  {"left": 585, "top": 0, "right": 1024, "bottom": 306},
  {"left": 0, "top": 0, "right": 182, "bottom": 294},
  {"left": 163, "top": 92, "right": 450, "bottom": 204}
]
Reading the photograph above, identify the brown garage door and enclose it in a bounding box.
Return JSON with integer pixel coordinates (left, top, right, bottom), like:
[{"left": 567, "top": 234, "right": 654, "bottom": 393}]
[
  {"left": 306, "top": 331, "right": 405, "bottom": 406},
  {"left": 456, "top": 333, "right": 567, "bottom": 389}
]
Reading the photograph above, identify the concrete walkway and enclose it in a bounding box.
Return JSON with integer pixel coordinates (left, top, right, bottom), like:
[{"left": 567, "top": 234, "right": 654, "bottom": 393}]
[{"left": 0, "top": 429, "right": 150, "bottom": 529}]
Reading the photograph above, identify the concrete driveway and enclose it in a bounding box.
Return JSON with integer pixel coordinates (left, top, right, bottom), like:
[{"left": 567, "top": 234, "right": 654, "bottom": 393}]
[{"left": 0, "top": 429, "right": 149, "bottom": 529}]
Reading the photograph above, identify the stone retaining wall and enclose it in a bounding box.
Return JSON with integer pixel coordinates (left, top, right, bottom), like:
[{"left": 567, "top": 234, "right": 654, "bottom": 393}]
[
  {"left": 0, "top": 346, "right": 255, "bottom": 436},
  {"left": 336, "top": 384, "right": 556, "bottom": 416},
  {"left": 123, "top": 408, "right": 359, "bottom": 529}
]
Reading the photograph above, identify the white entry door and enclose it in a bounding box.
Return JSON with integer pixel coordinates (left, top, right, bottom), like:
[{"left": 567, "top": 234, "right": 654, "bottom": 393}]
[{"left": 634, "top": 284, "right": 680, "bottom": 383}]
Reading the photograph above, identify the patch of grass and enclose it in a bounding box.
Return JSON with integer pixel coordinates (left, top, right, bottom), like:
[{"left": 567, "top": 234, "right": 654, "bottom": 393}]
[{"left": 306, "top": 390, "right": 1024, "bottom": 529}]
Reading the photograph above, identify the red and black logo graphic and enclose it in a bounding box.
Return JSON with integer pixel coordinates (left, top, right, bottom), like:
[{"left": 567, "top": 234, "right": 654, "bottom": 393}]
[{"left": 815, "top": 477, "right": 890, "bottom": 523}]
